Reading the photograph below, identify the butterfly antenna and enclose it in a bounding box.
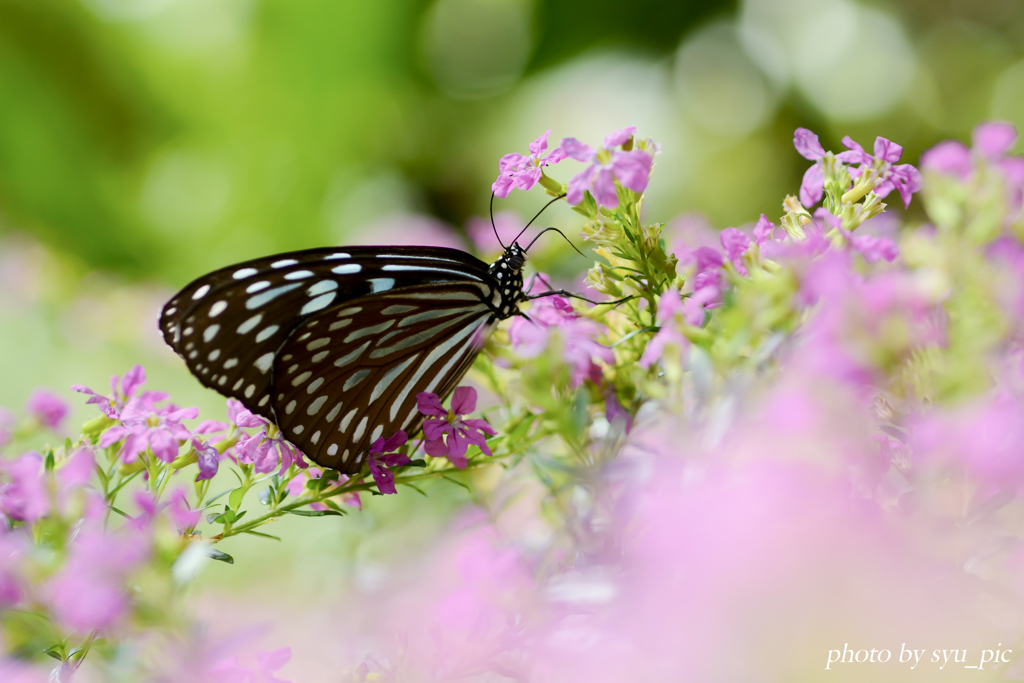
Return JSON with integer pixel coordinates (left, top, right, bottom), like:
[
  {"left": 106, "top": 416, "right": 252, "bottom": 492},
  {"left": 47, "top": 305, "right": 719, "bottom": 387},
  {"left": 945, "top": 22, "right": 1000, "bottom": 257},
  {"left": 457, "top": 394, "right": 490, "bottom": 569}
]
[
  {"left": 512, "top": 193, "right": 566, "bottom": 246},
  {"left": 489, "top": 192, "right": 506, "bottom": 250},
  {"left": 525, "top": 227, "right": 587, "bottom": 259}
]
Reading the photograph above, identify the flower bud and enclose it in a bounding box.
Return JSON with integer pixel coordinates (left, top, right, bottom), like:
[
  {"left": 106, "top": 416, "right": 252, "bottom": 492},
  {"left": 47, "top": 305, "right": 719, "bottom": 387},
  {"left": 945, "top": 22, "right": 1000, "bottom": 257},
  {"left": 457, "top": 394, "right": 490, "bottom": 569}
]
[
  {"left": 586, "top": 264, "right": 623, "bottom": 297},
  {"left": 539, "top": 172, "right": 564, "bottom": 196},
  {"left": 581, "top": 217, "right": 624, "bottom": 247}
]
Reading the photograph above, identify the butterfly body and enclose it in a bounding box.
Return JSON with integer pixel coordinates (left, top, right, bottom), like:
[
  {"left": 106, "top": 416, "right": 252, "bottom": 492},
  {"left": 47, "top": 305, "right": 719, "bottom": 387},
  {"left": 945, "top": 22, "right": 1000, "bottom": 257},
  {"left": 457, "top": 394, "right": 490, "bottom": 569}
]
[{"left": 160, "top": 244, "right": 527, "bottom": 472}]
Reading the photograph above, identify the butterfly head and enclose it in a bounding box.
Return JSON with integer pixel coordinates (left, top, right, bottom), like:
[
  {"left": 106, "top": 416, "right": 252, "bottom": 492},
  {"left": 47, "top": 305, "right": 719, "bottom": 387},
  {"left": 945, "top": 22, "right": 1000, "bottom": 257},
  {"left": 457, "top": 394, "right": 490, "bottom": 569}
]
[{"left": 505, "top": 242, "right": 527, "bottom": 272}]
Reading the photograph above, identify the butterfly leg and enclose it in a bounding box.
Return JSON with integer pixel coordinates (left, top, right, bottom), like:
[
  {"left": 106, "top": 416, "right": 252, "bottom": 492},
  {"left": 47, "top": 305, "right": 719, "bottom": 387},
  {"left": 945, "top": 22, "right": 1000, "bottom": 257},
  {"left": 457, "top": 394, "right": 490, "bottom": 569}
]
[{"left": 525, "top": 289, "right": 635, "bottom": 307}]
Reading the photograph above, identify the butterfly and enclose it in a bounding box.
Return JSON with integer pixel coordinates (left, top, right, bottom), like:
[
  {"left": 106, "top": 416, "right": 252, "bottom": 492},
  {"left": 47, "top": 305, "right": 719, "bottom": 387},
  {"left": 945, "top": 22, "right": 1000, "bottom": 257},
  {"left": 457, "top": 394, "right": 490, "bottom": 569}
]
[{"left": 158, "top": 207, "right": 592, "bottom": 474}]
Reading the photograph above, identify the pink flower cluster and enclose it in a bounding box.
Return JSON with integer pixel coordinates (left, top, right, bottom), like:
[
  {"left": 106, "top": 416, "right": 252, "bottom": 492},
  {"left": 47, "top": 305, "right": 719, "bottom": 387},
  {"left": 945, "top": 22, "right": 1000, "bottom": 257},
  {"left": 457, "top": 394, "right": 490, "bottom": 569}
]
[
  {"left": 509, "top": 294, "right": 614, "bottom": 387},
  {"left": 492, "top": 126, "right": 654, "bottom": 209},
  {"left": 796, "top": 127, "right": 922, "bottom": 209}
]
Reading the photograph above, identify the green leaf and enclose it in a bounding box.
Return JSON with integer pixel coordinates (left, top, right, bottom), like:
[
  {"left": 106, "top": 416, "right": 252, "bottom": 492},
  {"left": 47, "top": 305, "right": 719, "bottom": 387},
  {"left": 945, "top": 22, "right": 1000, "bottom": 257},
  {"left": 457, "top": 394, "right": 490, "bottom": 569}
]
[
  {"left": 322, "top": 499, "right": 348, "bottom": 514},
  {"left": 228, "top": 487, "right": 245, "bottom": 511},
  {"left": 287, "top": 508, "right": 344, "bottom": 517},
  {"left": 242, "top": 530, "right": 281, "bottom": 541},
  {"left": 44, "top": 645, "right": 64, "bottom": 661},
  {"left": 44, "top": 451, "right": 55, "bottom": 471},
  {"left": 402, "top": 482, "right": 428, "bottom": 497},
  {"left": 108, "top": 506, "right": 128, "bottom": 518},
  {"left": 441, "top": 474, "right": 472, "bottom": 493},
  {"left": 209, "top": 549, "right": 234, "bottom": 564},
  {"left": 403, "top": 459, "right": 426, "bottom": 469}
]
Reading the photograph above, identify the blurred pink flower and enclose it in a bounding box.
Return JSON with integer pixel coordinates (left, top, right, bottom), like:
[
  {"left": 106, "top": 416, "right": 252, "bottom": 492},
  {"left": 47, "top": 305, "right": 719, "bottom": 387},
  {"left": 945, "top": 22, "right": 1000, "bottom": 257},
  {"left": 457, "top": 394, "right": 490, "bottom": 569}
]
[
  {"left": 193, "top": 438, "right": 221, "bottom": 482},
  {"left": 71, "top": 364, "right": 155, "bottom": 420},
  {"left": 752, "top": 214, "right": 776, "bottom": 245},
  {"left": 510, "top": 296, "right": 614, "bottom": 386},
  {"left": 418, "top": 388, "right": 495, "bottom": 469},
  {"left": 562, "top": 126, "right": 653, "bottom": 208},
  {"left": 605, "top": 391, "right": 632, "bottom": 434},
  {"left": 0, "top": 453, "right": 48, "bottom": 523},
  {"left": 25, "top": 389, "right": 68, "bottom": 431},
  {"left": 912, "top": 392, "right": 1024, "bottom": 488},
  {"left": 350, "top": 214, "right": 465, "bottom": 251},
  {"left": 640, "top": 288, "right": 715, "bottom": 369},
  {"left": 368, "top": 431, "right": 410, "bottom": 495},
  {"left": 100, "top": 395, "right": 196, "bottom": 464},
  {"left": 254, "top": 647, "right": 292, "bottom": 683},
  {"left": 47, "top": 528, "right": 149, "bottom": 632},
  {"left": 492, "top": 130, "right": 566, "bottom": 198},
  {"left": 0, "top": 659, "right": 48, "bottom": 683},
  {"left": 466, "top": 210, "right": 523, "bottom": 255},
  {"left": 0, "top": 527, "right": 26, "bottom": 607},
  {"left": 719, "top": 227, "right": 751, "bottom": 274}
]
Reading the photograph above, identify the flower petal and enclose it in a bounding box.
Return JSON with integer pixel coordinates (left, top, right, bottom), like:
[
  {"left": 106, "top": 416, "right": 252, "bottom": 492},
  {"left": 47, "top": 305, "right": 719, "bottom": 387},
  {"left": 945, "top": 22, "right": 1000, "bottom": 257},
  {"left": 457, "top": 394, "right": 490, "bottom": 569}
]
[
  {"left": 416, "top": 392, "right": 448, "bottom": 417},
  {"left": 799, "top": 163, "right": 824, "bottom": 207},
  {"left": 973, "top": 121, "right": 1017, "bottom": 158},
  {"left": 450, "top": 386, "right": 477, "bottom": 415},
  {"left": 753, "top": 214, "right": 776, "bottom": 245},
  {"left": 560, "top": 137, "right": 596, "bottom": 162},
  {"left": 592, "top": 167, "right": 619, "bottom": 209},
  {"left": 603, "top": 125, "right": 636, "bottom": 148},
  {"left": 793, "top": 128, "right": 825, "bottom": 160},
  {"left": 566, "top": 164, "right": 598, "bottom": 205},
  {"left": 611, "top": 149, "right": 652, "bottom": 194},
  {"left": 873, "top": 137, "right": 903, "bottom": 163},
  {"left": 920, "top": 140, "right": 972, "bottom": 178},
  {"left": 528, "top": 130, "right": 551, "bottom": 156}
]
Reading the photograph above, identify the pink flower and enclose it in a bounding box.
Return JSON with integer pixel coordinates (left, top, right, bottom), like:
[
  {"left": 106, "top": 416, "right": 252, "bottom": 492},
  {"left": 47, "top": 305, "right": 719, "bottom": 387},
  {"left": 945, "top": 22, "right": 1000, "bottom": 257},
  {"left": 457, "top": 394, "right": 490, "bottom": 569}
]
[
  {"left": 639, "top": 288, "right": 714, "bottom": 369},
  {"left": 193, "top": 438, "right": 221, "bottom": 482},
  {"left": 492, "top": 130, "right": 566, "bottom": 198},
  {"left": 794, "top": 128, "right": 922, "bottom": 209},
  {"left": 720, "top": 228, "right": 751, "bottom": 274},
  {"left": 226, "top": 399, "right": 304, "bottom": 475},
  {"left": 46, "top": 527, "right": 149, "bottom": 632},
  {"left": 923, "top": 122, "right": 1024, "bottom": 217},
  {"left": 509, "top": 296, "right": 615, "bottom": 387},
  {"left": 0, "top": 453, "right": 48, "bottom": 523},
  {"left": 71, "top": 364, "right": 155, "bottom": 420},
  {"left": 25, "top": 389, "right": 68, "bottom": 431},
  {"left": 367, "top": 431, "right": 410, "bottom": 495},
  {"left": 417, "top": 388, "right": 496, "bottom": 469},
  {"left": 753, "top": 214, "right": 776, "bottom": 245},
  {"left": 466, "top": 210, "right": 523, "bottom": 254},
  {"left": 99, "top": 395, "right": 196, "bottom": 464},
  {"left": 255, "top": 648, "right": 292, "bottom": 683},
  {"left": 837, "top": 135, "right": 922, "bottom": 209},
  {"left": 562, "top": 126, "right": 653, "bottom": 209},
  {"left": 815, "top": 208, "right": 899, "bottom": 263},
  {"left": 0, "top": 527, "right": 27, "bottom": 607},
  {"left": 605, "top": 391, "right": 632, "bottom": 434}
]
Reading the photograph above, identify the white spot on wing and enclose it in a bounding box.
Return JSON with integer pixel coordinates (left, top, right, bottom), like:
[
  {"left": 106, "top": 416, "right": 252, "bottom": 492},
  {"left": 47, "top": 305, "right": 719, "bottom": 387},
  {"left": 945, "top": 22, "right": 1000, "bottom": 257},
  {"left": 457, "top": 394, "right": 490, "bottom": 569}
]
[
  {"left": 233, "top": 268, "right": 257, "bottom": 279},
  {"left": 311, "top": 430, "right": 321, "bottom": 444},
  {"left": 284, "top": 270, "right": 314, "bottom": 280},
  {"left": 353, "top": 416, "right": 368, "bottom": 441},
  {"left": 369, "top": 278, "right": 395, "bottom": 293},
  {"left": 301, "top": 292, "right": 336, "bottom": 315},
  {"left": 329, "top": 319, "right": 352, "bottom": 331},
  {"left": 334, "top": 341, "right": 370, "bottom": 368},
  {"left": 208, "top": 349, "right": 221, "bottom": 361},
  {"left": 246, "top": 283, "right": 301, "bottom": 310},
  {"left": 272, "top": 259, "right": 298, "bottom": 268},
  {"left": 307, "top": 396, "right": 328, "bottom": 415},
  {"left": 326, "top": 402, "right": 342, "bottom": 421},
  {"left": 255, "top": 325, "right": 279, "bottom": 342},
  {"left": 209, "top": 301, "right": 228, "bottom": 317},
  {"left": 192, "top": 284, "right": 211, "bottom": 300},
  {"left": 203, "top": 324, "right": 220, "bottom": 342},
  {"left": 286, "top": 400, "right": 297, "bottom": 414},
  {"left": 307, "top": 377, "right": 324, "bottom": 393},
  {"left": 224, "top": 358, "right": 238, "bottom": 369},
  {"left": 306, "top": 337, "right": 330, "bottom": 351},
  {"left": 246, "top": 281, "right": 271, "bottom": 293},
  {"left": 292, "top": 371, "right": 312, "bottom": 386},
  {"left": 370, "top": 425, "right": 383, "bottom": 443},
  {"left": 339, "top": 409, "right": 357, "bottom": 432},
  {"left": 344, "top": 320, "right": 394, "bottom": 343},
  {"left": 327, "top": 443, "right": 339, "bottom": 455},
  {"left": 382, "top": 304, "right": 417, "bottom": 315},
  {"left": 244, "top": 384, "right": 256, "bottom": 398},
  {"left": 307, "top": 280, "right": 338, "bottom": 296},
  {"left": 343, "top": 369, "right": 371, "bottom": 390},
  {"left": 237, "top": 314, "right": 263, "bottom": 334},
  {"left": 370, "top": 354, "right": 418, "bottom": 403},
  {"left": 254, "top": 352, "right": 274, "bottom": 373},
  {"left": 326, "top": 253, "right": 351, "bottom": 260},
  {"left": 332, "top": 263, "right": 362, "bottom": 275}
]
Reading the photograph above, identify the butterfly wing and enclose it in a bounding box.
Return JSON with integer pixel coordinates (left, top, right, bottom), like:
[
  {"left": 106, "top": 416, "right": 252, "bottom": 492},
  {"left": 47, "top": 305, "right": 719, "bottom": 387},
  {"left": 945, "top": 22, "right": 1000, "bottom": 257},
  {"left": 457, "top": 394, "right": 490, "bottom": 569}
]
[
  {"left": 271, "top": 281, "right": 498, "bottom": 471},
  {"left": 160, "top": 247, "right": 498, "bottom": 423}
]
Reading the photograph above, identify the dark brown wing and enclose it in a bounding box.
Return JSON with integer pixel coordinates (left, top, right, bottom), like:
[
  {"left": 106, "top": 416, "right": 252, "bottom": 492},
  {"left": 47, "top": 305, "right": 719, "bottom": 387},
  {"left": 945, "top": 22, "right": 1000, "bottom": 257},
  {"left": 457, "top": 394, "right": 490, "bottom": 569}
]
[
  {"left": 271, "top": 282, "right": 498, "bottom": 472},
  {"left": 158, "top": 246, "right": 495, "bottom": 423}
]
